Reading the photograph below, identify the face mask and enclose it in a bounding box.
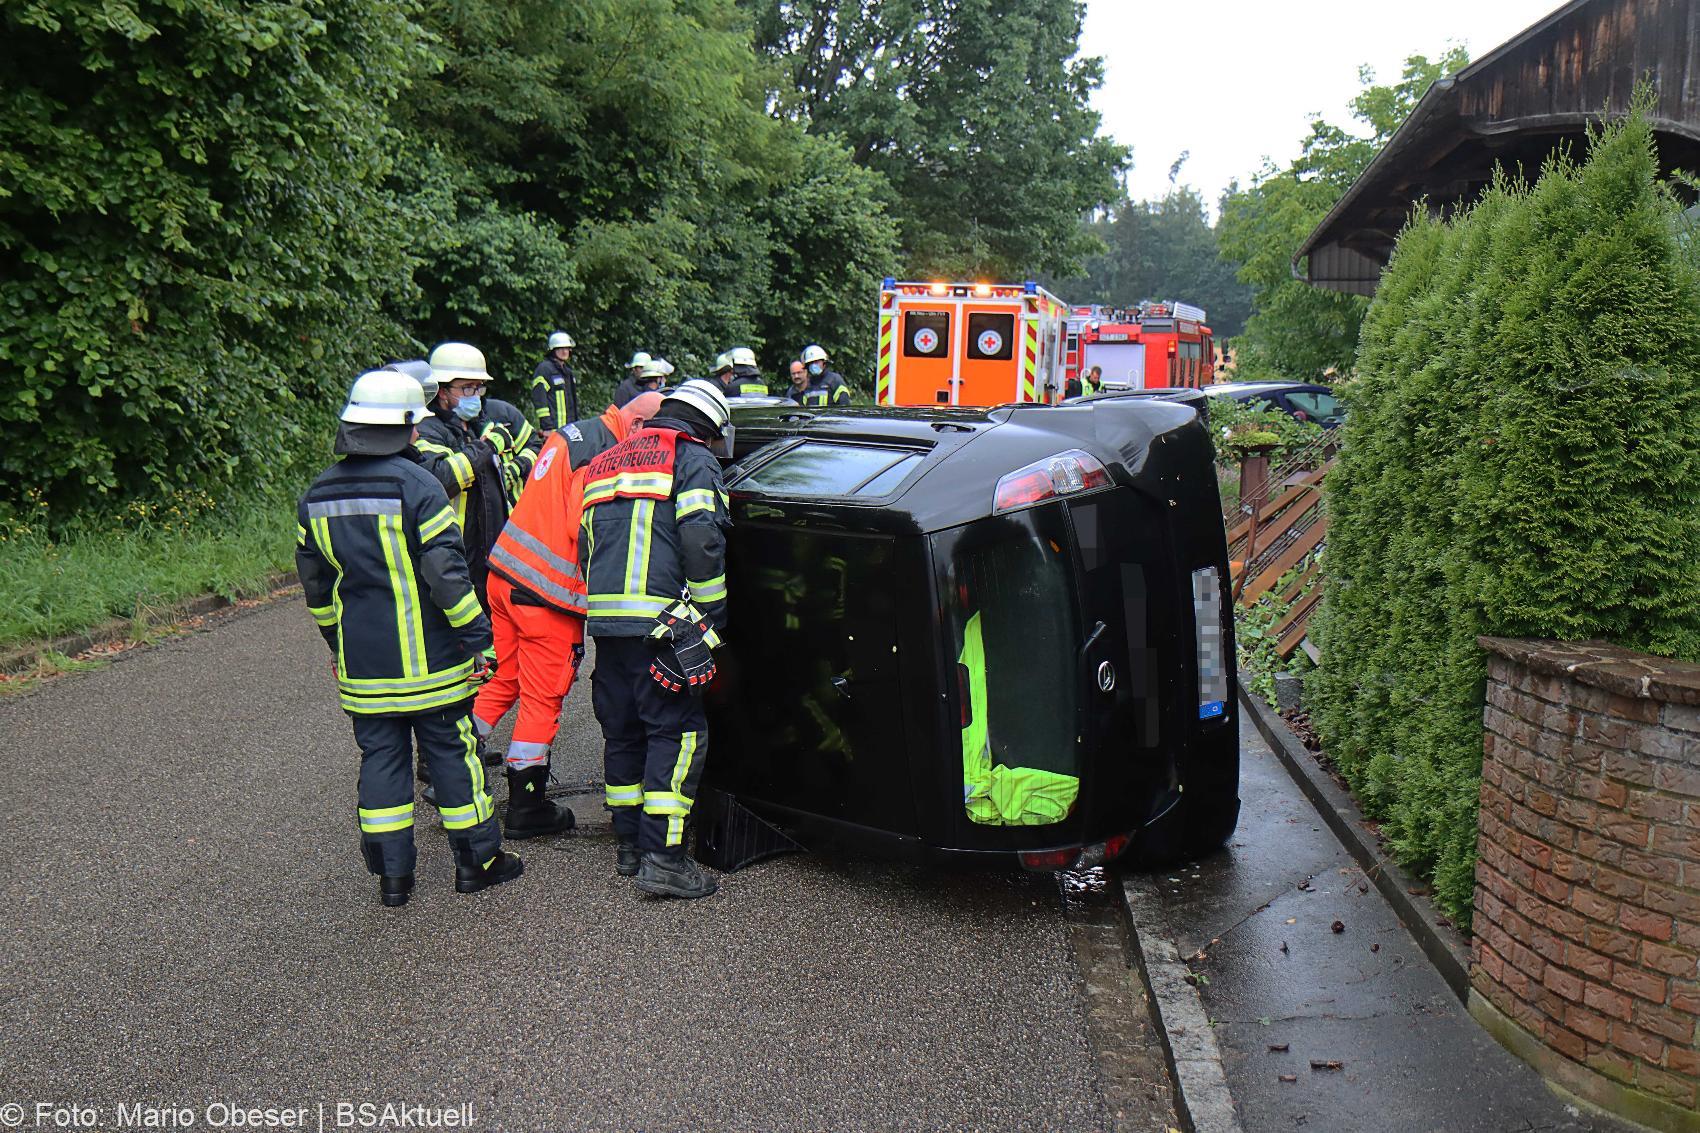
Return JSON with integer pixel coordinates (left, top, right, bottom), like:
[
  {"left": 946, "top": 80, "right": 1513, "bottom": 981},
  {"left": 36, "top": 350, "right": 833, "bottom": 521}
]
[
  {"left": 452, "top": 394, "right": 483, "bottom": 421},
  {"left": 808, "top": 362, "right": 824, "bottom": 377}
]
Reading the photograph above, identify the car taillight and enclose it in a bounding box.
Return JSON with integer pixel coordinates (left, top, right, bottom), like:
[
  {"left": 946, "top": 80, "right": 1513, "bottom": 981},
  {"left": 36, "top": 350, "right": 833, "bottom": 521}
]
[
  {"left": 993, "top": 450, "right": 1111, "bottom": 513},
  {"left": 1192, "top": 566, "right": 1229, "bottom": 720},
  {"left": 1020, "top": 832, "right": 1134, "bottom": 872}
]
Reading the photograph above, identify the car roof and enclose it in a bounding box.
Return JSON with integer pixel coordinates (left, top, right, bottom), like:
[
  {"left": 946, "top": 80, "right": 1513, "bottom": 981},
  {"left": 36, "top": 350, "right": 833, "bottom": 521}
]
[{"left": 1203, "top": 381, "right": 1332, "bottom": 395}]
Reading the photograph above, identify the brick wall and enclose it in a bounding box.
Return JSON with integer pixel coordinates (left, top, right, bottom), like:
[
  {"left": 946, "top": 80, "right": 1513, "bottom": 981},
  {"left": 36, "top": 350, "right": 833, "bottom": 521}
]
[{"left": 1474, "top": 637, "right": 1700, "bottom": 1127}]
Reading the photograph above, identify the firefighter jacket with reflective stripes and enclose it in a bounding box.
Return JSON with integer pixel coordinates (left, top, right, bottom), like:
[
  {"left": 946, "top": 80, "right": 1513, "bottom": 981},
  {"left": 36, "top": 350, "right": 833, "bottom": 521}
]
[
  {"left": 727, "top": 367, "right": 769, "bottom": 398},
  {"left": 414, "top": 400, "right": 540, "bottom": 555},
  {"left": 786, "top": 370, "right": 851, "bottom": 407},
  {"left": 296, "top": 453, "right": 494, "bottom": 716},
  {"left": 579, "top": 418, "right": 730, "bottom": 640},
  {"left": 530, "top": 358, "right": 580, "bottom": 433},
  {"left": 487, "top": 406, "right": 632, "bottom": 616}
]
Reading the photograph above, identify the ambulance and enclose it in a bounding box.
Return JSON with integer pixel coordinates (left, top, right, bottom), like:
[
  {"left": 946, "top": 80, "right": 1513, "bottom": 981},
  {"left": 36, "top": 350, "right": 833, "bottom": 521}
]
[{"left": 874, "top": 279, "right": 1071, "bottom": 407}]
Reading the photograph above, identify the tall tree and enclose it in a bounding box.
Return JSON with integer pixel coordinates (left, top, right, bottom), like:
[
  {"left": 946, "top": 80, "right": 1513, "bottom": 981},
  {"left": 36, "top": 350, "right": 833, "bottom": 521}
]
[
  {"left": 394, "top": 0, "right": 899, "bottom": 397},
  {"left": 746, "top": 0, "right": 1127, "bottom": 279},
  {"left": 1216, "top": 48, "right": 1469, "bottom": 380},
  {"left": 1047, "top": 187, "right": 1254, "bottom": 337},
  {"left": 0, "top": 0, "right": 426, "bottom": 516}
]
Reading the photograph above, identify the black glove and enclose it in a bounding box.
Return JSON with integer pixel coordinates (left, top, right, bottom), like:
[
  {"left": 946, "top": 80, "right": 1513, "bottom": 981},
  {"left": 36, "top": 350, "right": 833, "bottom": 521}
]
[{"left": 648, "top": 599, "right": 717, "bottom": 695}]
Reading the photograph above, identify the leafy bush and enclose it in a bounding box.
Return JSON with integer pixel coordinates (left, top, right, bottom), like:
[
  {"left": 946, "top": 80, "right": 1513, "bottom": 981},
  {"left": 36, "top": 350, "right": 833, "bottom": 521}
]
[
  {"left": 0, "top": 0, "right": 424, "bottom": 521},
  {"left": 1307, "top": 104, "right": 1700, "bottom": 921}
]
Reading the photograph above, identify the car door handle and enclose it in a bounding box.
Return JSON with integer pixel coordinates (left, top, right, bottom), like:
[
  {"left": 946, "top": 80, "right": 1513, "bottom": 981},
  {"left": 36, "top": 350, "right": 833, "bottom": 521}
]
[
  {"left": 831, "top": 676, "right": 851, "bottom": 700},
  {"left": 1080, "top": 620, "right": 1106, "bottom": 657}
]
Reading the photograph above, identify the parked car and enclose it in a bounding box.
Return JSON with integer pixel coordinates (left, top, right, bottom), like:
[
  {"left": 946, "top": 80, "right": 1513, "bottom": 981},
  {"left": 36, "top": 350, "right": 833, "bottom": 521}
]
[
  {"left": 693, "top": 391, "right": 1240, "bottom": 873},
  {"left": 1201, "top": 381, "right": 1343, "bottom": 427}
]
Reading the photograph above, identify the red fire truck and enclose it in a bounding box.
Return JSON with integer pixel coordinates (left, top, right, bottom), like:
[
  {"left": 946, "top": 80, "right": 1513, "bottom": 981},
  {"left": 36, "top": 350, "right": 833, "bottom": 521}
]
[{"left": 1064, "top": 301, "right": 1215, "bottom": 392}]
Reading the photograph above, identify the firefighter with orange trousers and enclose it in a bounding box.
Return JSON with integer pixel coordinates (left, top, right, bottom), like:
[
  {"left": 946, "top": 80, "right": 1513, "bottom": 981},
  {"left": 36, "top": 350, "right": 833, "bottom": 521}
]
[{"left": 472, "top": 392, "right": 664, "bottom": 838}]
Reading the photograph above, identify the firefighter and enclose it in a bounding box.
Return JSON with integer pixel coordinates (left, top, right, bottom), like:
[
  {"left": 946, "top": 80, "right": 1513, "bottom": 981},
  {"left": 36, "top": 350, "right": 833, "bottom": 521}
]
[
  {"left": 709, "top": 352, "right": 736, "bottom": 398},
  {"left": 296, "top": 370, "right": 524, "bottom": 907},
  {"left": 530, "top": 331, "right": 580, "bottom": 432},
  {"left": 474, "top": 391, "right": 663, "bottom": 839},
  {"left": 612, "top": 351, "right": 654, "bottom": 408},
  {"left": 413, "top": 342, "right": 541, "bottom": 795},
  {"left": 796, "top": 344, "right": 851, "bottom": 407},
  {"left": 581, "top": 379, "right": 731, "bottom": 899},
  {"left": 727, "top": 346, "right": 768, "bottom": 397},
  {"left": 413, "top": 341, "right": 541, "bottom": 604}
]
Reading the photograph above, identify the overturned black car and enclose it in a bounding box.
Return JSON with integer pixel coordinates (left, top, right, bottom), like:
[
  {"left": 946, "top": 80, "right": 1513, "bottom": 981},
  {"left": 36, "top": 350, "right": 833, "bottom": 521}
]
[{"left": 694, "top": 391, "right": 1238, "bottom": 872}]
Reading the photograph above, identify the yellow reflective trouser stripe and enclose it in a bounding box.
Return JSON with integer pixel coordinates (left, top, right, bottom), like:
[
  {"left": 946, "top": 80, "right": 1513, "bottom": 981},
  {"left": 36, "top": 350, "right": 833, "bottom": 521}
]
[
  {"left": 420, "top": 506, "right": 456, "bottom": 543},
  {"left": 624, "top": 500, "right": 654, "bottom": 601},
  {"left": 378, "top": 514, "right": 426, "bottom": 679},
  {"left": 605, "top": 782, "right": 643, "bottom": 807},
  {"left": 443, "top": 590, "right": 483, "bottom": 628},
  {"left": 676, "top": 488, "right": 715, "bottom": 517},
  {"left": 669, "top": 732, "right": 698, "bottom": 797},
  {"left": 643, "top": 791, "right": 692, "bottom": 816},
  {"left": 311, "top": 515, "right": 347, "bottom": 674},
  {"left": 308, "top": 604, "right": 337, "bottom": 628},
  {"left": 439, "top": 713, "right": 493, "bottom": 829},
  {"left": 359, "top": 802, "right": 414, "bottom": 834},
  {"left": 688, "top": 575, "right": 727, "bottom": 604}
]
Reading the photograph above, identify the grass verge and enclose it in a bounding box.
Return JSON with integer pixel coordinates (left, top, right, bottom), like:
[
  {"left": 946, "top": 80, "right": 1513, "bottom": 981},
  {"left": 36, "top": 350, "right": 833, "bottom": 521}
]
[{"left": 0, "top": 492, "right": 296, "bottom": 651}]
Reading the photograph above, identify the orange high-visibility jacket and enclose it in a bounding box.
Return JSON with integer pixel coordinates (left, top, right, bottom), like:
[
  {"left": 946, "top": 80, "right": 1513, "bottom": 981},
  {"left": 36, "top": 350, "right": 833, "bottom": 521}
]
[{"left": 487, "top": 405, "right": 631, "bottom": 616}]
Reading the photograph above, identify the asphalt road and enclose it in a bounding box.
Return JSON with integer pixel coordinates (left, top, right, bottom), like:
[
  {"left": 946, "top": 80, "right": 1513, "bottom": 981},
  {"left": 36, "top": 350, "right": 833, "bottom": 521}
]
[{"left": 0, "top": 598, "right": 1173, "bottom": 1132}]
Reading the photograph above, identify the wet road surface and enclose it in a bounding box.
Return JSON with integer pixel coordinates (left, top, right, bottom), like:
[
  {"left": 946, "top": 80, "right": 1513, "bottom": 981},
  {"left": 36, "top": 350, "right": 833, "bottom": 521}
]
[
  {"left": 1141, "top": 721, "right": 1634, "bottom": 1133},
  {"left": 1, "top": 598, "right": 1176, "bottom": 1132}
]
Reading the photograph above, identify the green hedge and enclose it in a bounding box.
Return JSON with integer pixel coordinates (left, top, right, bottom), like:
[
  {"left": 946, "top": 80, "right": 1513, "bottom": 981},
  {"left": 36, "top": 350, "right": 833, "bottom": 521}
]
[{"left": 1308, "top": 106, "right": 1700, "bottom": 922}]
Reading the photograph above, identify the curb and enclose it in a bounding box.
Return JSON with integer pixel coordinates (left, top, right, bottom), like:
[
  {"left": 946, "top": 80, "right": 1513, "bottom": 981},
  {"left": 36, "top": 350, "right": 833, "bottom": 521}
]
[
  {"left": 0, "top": 570, "right": 300, "bottom": 677},
  {"left": 1121, "top": 872, "right": 1245, "bottom": 1133},
  {"left": 1236, "top": 675, "right": 1473, "bottom": 1002}
]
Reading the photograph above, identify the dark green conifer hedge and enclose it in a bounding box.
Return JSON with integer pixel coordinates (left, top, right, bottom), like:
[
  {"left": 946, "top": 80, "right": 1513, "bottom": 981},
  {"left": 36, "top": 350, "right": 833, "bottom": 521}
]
[{"left": 1309, "top": 107, "right": 1700, "bottom": 921}]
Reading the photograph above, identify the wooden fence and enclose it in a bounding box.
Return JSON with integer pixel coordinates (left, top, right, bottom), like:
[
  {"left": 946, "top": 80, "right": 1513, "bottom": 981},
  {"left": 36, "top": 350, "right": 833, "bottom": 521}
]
[{"left": 1225, "top": 430, "right": 1336, "bottom": 660}]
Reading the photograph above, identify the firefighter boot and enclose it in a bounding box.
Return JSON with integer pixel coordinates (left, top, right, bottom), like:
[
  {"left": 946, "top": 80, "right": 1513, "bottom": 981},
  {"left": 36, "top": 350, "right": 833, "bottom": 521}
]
[
  {"left": 504, "top": 764, "right": 575, "bottom": 840},
  {"left": 616, "top": 839, "right": 641, "bottom": 878},
  {"left": 634, "top": 849, "right": 718, "bottom": 899},
  {"left": 380, "top": 873, "right": 414, "bottom": 908},
  {"left": 456, "top": 850, "right": 525, "bottom": 894}
]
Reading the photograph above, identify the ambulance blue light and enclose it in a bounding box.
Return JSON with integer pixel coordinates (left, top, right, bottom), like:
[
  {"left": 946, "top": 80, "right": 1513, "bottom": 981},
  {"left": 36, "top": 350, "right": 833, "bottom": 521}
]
[{"left": 1023, "top": 280, "right": 1038, "bottom": 294}]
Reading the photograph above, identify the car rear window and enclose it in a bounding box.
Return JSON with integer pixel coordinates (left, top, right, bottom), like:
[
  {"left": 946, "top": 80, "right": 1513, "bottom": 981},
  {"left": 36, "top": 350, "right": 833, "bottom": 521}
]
[{"left": 732, "top": 441, "right": 924, "bottom": 498}]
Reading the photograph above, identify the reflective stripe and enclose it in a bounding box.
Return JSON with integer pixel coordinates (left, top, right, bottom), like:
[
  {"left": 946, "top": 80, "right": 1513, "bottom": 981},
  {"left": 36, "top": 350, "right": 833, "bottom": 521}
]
[
  {"left": 420, "top": 506, "right": 456, "bottom": 543},
  {"left": 308, "top": 603, "right": 337, "bottom": 628},
  {"left": 296, "top": 523, "right": 308, "bottom": 546},
  {"left": 582, "top": 471, "right": 674, "bottom": 507},
  {"left": 377, "top": 514, "right": 425, "bottom": 679},
  {"left": 605, "top": 782, "right": 644, "bottom": 807},
  {"left": 624, "top": 500, "right": 654, "bottom": 601},
  {"left": 642, "top": 791, "right": 692, "bottom": 816},
  {"left": 338, "top": 661, "right": 474, "bottom": 692},
  {"left": 666, "top": 814, "right": 685, "bottom": 847},
  {"left": 489, "top": 545, "right": 587, "bottom": 612},
  {"left": 310, "top": 514, "right": 347, "bottom": 673},
  {"left": 438, "top": 802, "right": 482, "bottom": 830},
  {"left": 505, "top": 739, "right": 550, "bottom": 771},
  {"left": 702, "top": 626, "right": 723, "bottom": 650},
  {"left": 307, "top": 497, "right": 403, "bottom": 519},
  {"left": 443, "top": 590, "right": 483, "bottom": 628},
  {"left": 448, "top": 452, "right": 474, "bottom": 489},
  {"left": 669, "top": 732, "right": 699, "bottom": 798},
  {"left": 359, "top": 802, "right": 414, "bottom": 834},
  {"left": 585, "top": 595, "right": 671, "bottom": 617},
  {"left": 688, "top": 575, "right": 727, "bottom": 604},
  {"left": 676, "top": 488, "right": 716, "bottom": 518},
  {"left": 502, "top": 523, "right": 584, "bottom": 582},
  {"left": 340, "top": 683, "right": 473, "bottom": 715}
]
